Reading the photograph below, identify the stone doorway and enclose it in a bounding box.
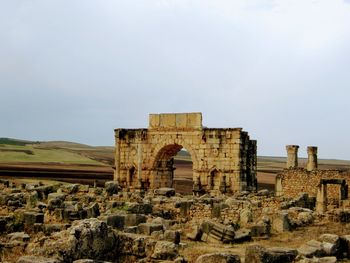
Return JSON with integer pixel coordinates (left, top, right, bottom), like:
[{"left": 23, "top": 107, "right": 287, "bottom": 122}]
[
  {"left": 316, "top": 179, "right": 349, "bottom": 213},
  {"left": 152, "top": 144, "right": 193, "bottom": 193}
]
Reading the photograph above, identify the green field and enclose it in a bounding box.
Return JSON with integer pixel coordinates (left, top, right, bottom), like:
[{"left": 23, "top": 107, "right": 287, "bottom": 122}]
[
  {"left": 0, "top": 138, "right": 113, "bottom": 165},
  {"left": 1, "top": 138, "right": 350, "bottom": 174}
]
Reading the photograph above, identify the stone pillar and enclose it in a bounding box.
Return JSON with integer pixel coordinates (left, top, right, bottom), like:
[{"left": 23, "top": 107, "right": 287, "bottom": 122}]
[
  {"left": 307, "top": 146, "right": 318, "bottom": 171},
  {"left": 316, "top": 184, "right": 327, "bottom": 213},
  {"left": 219, "top": 175, "right": 227, "bottom": 194},
  {"left": 286, "top": 145, "right": 299, "bottom": 168},
  {"left": 275, "top": 176, "right": 283, "bottom": 197},
  {"left": 341, "top": 184, "right": 348, "bottom": 200},
  {"left": 136, "top": 144, "right": 143, "bottom": 189},
  {"left": 114, "top": 139, "right": 120, "bottom": 182}
]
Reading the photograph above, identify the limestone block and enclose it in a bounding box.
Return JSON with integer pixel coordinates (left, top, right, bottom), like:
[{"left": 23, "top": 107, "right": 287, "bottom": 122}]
[
  {"left": 106, "top": 214, "right": 126, "bottom": 230},
  {"left": 187, "top": 112, "right": 202, "bottom": 129},
  {"left": 195, "top": 253, "right": 241, "bottom": 263},
  {"left": 298, "top": 240, "right": 324, "bottom": 258},
  {"left": 138, "top": 223, "right": 164, "bottom": 235},
  {"left": 245, "top": 245, "right": 297, "bottom": 263},
  {"left": 175, "top": 114, "right": 187, "bottom": 128},
  {"left": 160, "top": 114, "right": 176, "bottom": 128}
]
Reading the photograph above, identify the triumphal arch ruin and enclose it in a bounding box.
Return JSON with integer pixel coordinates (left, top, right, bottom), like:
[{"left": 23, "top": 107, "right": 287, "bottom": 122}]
[{"left": 114, "top": 113, "right": 257, "bottom": 193}]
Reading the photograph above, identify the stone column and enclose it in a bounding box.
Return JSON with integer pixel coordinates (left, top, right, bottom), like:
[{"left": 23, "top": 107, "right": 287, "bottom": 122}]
[
  {"left": 316, "top": 183, "right": 327, "bottom": 213},
  {"left": 275, "top": 176, "right": 283, "bottom": 197},
  {"left": 286, "top": 145, "right": 299, "bottom": 168},
  {"left": 307, "top": 146, "right": 318, "bottom": 171},
  {"left": 136, "top": 144, "right": 143, "bottom": 189},
  {"left": 114, "top": 137, "right": 121, "bottom": 182}
]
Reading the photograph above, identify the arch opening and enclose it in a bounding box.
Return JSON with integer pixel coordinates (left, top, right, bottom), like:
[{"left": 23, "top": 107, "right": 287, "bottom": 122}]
[
  {"left": 207, "top": 168, "right": 220, "bottom": 191},
  {"left": 152, "top": 144, "right": 193, "bottom": 194},
  {"left": 128, "top": 166, "right": 136, "bottom": 188}
]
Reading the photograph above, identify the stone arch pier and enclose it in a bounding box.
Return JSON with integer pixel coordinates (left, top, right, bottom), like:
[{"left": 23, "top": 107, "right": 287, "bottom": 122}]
[{"left": 114, "top": 113, "right": 257, "bottom": 194}]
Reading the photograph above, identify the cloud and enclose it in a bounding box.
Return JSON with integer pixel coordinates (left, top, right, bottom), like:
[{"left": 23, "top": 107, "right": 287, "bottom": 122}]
[{"left": 0, "top": 1, "right": 350, "bottom": 158}]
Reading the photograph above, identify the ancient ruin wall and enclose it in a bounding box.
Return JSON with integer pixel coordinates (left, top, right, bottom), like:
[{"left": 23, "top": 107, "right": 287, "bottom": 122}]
[
  {"left": 276, "top": 168, "right": 350, "bottom": 200},
  {"left": 114, "top": 112, "right": 257, "bottom": 193}
]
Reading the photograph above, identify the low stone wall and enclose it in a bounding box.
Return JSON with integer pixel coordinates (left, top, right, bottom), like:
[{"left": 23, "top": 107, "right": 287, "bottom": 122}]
[{"left": 277, "top": 168, "right": 350, "bottom": 200}]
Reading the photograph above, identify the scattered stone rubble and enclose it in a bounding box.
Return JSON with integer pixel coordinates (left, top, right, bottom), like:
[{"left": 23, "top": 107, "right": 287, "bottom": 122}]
[{"left": 1, "top": 178, "right": 350, "bottom": 263}]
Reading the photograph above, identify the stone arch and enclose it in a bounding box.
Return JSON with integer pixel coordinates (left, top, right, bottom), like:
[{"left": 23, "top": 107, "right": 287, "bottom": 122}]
[
  {"left": 127, "top": 165, "right": 137, "bottom": 188},
  {"left": 149, "top": 138, "right": 199, "bottom": 170},
  {"left": 148, "top": 139, "right": 198, "bottom": 189},
  {"left": 207, "top": 166, "right": 221, "bottom": 190},
  {"left": 114, "top": 112, "right": 257, "bottom": 193}
]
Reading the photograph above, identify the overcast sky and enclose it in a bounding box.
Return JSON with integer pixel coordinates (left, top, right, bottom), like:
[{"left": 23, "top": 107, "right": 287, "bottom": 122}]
[{"left": 1, "top": 0, "right": 350, "bottom": 159}]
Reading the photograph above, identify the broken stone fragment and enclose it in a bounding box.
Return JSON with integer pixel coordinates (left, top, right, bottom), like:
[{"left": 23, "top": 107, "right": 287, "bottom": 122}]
[
  {"left": 272, "top": 211, "right": 291, "bottom": 232},
  {"left": 47, "top": 193, "right": 66, "bottom": 211},
  {"left": 126, "top": 202, "right": 153, "bottom": 214},
  {"left": 295, "top": 256, "right": 337, "bottom": 263},
  {"left": 318, "top": 234, "right": 340, "bottom": 257},
  {"left": 239, "top": 208, "right": 253, "bottom": 226},
  {"left": 164, "top": 230, "right": 180, "bottom": 244},
  {"left": 233, "top": 228, "right": 251, "bottom": 243},
  {"left": 195, "top": 252, "right": 241, "bottom": 263},
  {"left": 151, "top": 241, "right": 179, "bottom": 260},
  {"left": 298, "top": 240, "right": 324, "bottom": 258},
  {"left": 154, "top": 187, "right": 176, "bottom": 197},
  {"left": 186, "top": 225, "right": 203, "bottom": 241},
  {"left": 104, "top": 181, "right": 120, "bottom": 196},
  {"left": 16, "top": 255, "right": 61, "bottom": 263},
  {"left": 105, "top": 214, "right": 126, "bottom": 230},
  {"left": 7, "top": 232, "right": 30, "bottom": 243},
  {"left": 245, "top": 245, "right": 297, "bottom": 263},
  {"left": 125, "top": 213, "right": 146, "bottom": 227},
  {"left": 138, "top": 223, "right": 163, "bottom": 235},
  {"left": 200, "top": 220, "right": 235, "bottom": 243}
]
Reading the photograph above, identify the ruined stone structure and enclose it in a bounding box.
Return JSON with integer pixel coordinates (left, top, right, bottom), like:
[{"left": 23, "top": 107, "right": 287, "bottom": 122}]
[
  {"left": 307, "top": 146, "right": 318, "bottom": 171},
  {"left": 316, "top": 179, "right": 348, "bottom": 213},
  {"left": 286, "top": 145, "right": 299, "bottom": 168},
  {"left": 276, "top": 145, "right": 350, "bottom": 208},
  {"left": 114, "top": 113, "right": 257, "bottom": 193}
]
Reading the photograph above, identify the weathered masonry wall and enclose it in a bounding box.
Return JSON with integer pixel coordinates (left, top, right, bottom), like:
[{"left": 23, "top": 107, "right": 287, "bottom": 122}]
[
  {"left": 114, "top": 112, "right": 257, "bottom": 193},
  {"left": 276, "top": 169, "right": 350, "bottom": 201},
  {"left": 276, "top": 145, "right": 350, "bottom": 201}
]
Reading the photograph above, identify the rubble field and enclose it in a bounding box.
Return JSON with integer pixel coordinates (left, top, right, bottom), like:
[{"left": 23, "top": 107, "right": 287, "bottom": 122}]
[{"left": 1, "top": 179, "right": 350, "bottom": 263}]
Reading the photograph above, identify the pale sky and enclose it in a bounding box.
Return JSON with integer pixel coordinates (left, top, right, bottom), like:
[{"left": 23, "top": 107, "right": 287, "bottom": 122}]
[{"left": 1, "top": 1, "right": 350, "bottom": 159}]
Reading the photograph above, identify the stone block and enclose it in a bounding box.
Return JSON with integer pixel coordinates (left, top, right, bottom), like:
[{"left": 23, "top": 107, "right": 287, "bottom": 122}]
[
  {"left": 245, "top": 245, "right": 297, "bottom": 263},
  {"left": 126, "top": 202, "right": 153, "bottom": 214},
  {"left": 154, "top": 188, "right": 176, "bottom": 197},
  {"left": 195, "top": 252, "right": 241, "bottom": 263},
  {"left": 298, "top": 240, "right": 324, "bottom": 258},
  {"left": 125, "top": 214, "right": 146, "bottom": 226},
  {"left": 149, "top": 114, "right": 160, "bottom": 128},
  {"left": 176, "top": 114, "right": 187, "bottom": 128},
  {"left": 23, "top": 212, "right": 44, "bottom": 225},
  {"left": 104, "top": 181, "right": 120, "bottom": 196},
  {"left": 272, "top": 211, "right": 291, "bottom": 232},
  {"left": 106, "top": 214, "right": 126, "bottom": 229},
  {"left": 17, "top": 256, "right": 61, "bottom": 263},
  {"left": 164, "top": 230, "right": 180, "bottom": 244},
  {"left": 7, "top": 232, "right": 30, "bottom": 242},
  {"left": 138, "top": 223, "right": 163, "bottom": 235},
  {"left": 151, "top": 241, "right": 178, "bottom": 260},
  {"left": 160, "top": 114, "right": 176, "bottom": 128},
  {"left": 234, "top": 229, "right": 251, "bottom": 243},
  {"left": 85, "top": 203, "right": 100, "bottom": 218},
  {"left": 43, "top": 224, "right": 69, "bottom": 235}
]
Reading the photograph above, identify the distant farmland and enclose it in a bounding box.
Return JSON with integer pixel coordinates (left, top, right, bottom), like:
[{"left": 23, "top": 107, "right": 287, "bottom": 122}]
[{"left": 1, "top": 138, "right": 350, "bottom": 192}]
